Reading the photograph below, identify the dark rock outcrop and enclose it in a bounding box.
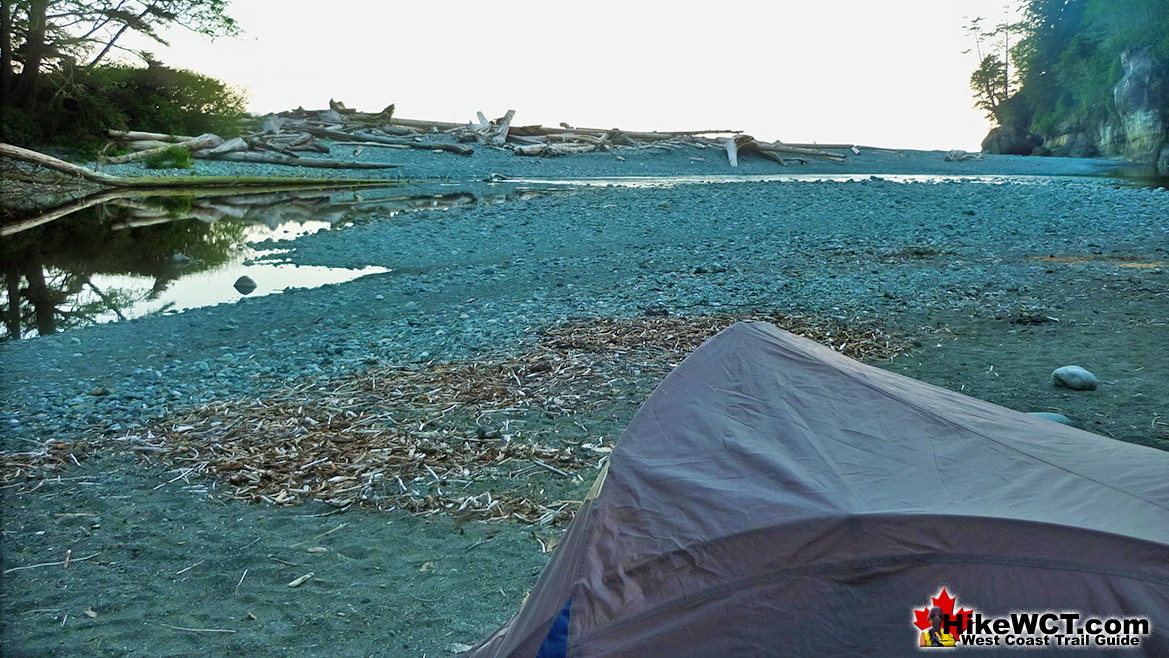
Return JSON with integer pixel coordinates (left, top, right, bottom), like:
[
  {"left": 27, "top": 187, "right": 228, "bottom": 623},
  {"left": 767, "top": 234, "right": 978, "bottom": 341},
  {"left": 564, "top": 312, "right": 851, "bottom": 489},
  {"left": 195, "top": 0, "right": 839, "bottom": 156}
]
[
  {"left": 1113, "top": 49, "right": 1166, "bottom": 163},
  {"left": 1045, "top": 119, "right": 1099, "bottom": 158},
  {"left": 983, "top": 49, "right": 1167, "bottom": 170},
  {"left": 981, "top": 125, "right": 1042, "bottom": 155}
]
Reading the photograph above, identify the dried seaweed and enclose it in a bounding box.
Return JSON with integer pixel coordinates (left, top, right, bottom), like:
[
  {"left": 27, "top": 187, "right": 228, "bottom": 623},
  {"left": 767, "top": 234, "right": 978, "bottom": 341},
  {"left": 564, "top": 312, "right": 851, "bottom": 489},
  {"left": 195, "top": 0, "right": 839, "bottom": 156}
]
[{"left": 2, "top": 313, "right": 909, "bottom": 522}]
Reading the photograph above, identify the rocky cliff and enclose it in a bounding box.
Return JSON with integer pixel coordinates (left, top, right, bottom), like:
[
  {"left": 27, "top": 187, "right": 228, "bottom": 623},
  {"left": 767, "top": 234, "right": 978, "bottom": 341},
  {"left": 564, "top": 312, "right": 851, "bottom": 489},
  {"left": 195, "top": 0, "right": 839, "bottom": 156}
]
[{"left": 983, "top": 49, "right": 1169, "bottom": 175}]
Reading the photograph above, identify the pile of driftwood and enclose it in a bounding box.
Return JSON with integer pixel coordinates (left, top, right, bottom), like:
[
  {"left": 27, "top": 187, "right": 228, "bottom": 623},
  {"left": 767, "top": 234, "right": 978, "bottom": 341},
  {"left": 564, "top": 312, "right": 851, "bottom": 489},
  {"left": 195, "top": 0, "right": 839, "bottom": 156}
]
[
  {"left": 103, "top": 100, "right": 852, "bottom": 169},
  {"left": 0, "top": 312, "right": 911, "bottom": 524},
  {"left": 340, "top": 102, "right": 850, "bottom": 165},
  {"left": 103, "top": 126, "right": 398, "bottom": 170}
]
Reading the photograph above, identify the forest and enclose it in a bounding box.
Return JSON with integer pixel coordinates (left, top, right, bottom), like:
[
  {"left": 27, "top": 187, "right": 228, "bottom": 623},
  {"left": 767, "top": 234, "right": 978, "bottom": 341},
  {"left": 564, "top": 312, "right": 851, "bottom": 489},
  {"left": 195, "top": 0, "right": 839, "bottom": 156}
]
[{"left": 973, "top": 0, "right": 1169, "bottom": 150}]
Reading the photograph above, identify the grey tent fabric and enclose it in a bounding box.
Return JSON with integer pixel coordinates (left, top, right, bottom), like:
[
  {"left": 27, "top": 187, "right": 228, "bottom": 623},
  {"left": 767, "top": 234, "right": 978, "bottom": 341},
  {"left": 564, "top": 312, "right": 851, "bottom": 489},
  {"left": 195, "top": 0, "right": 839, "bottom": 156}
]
[{"left": 466, "top": 322, "right": 1169, "bottom": 657}]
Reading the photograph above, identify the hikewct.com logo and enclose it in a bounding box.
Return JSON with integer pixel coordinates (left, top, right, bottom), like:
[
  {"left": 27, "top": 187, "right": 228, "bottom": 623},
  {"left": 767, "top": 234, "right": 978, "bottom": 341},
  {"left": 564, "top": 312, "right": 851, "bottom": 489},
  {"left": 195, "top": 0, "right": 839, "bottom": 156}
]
[{"left": 914, "top": 588, "right": 1152, "bottom": 650}]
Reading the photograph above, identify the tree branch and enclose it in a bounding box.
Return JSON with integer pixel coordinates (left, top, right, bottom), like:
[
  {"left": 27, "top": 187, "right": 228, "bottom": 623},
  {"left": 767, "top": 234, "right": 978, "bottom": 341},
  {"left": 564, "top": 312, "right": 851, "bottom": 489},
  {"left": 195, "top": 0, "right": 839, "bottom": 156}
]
[{"left": 86, "top": 1, "right": 156, "bottom": 67}]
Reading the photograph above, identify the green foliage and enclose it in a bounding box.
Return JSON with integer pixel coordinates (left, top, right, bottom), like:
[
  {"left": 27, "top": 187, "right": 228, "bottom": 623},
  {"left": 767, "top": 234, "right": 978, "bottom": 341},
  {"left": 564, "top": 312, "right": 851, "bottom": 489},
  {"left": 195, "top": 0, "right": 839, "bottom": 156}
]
[
  {"left": 143, "top": 146, "right": 194, "bottom": 169},
  {"left": 0, "top": 105, "right": 42, "bottom": 145},
  {"left": 160, "top": 196, "right": 195, "bottom": 216},
  {"left": 970, "top": 54, "right": 1008, "bottom": 120},
  {"left": 1, "top": 61, "right": 247, "bottom": 149},
  {"left": 2, "top": 0, "right": 244, "bottom": 149},
  {"left": 981, "top": 0, "right": 1169, "bottom": 135},
  {"left": 100, "top": 60, "right": 248, "bottom": 136}
]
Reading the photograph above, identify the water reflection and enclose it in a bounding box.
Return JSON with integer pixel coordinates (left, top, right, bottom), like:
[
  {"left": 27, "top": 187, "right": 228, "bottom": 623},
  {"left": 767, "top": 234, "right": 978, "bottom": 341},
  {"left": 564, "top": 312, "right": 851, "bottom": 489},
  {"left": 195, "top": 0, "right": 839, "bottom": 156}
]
[{"left": 0, "top": 183, "right": 560, "bottom": 339}]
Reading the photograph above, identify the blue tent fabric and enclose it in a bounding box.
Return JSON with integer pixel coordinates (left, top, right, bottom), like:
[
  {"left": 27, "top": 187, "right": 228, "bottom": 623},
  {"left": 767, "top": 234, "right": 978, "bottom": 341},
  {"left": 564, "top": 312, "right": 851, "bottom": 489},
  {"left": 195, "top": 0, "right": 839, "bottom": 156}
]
[{"left": 535, "top": 600, "right": 571, "bottom": 658}]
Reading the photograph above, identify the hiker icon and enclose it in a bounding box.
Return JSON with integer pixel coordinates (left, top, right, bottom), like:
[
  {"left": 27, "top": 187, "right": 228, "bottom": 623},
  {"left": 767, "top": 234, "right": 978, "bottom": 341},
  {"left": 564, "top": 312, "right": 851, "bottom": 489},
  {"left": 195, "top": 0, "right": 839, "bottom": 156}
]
[{"left": 920, "top": 606, "right": 957, "bottom": 647}]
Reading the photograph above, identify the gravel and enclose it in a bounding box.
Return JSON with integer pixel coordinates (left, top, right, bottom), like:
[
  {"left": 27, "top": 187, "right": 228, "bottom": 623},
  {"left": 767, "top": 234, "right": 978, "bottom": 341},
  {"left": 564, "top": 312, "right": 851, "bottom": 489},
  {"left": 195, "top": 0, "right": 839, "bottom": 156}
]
[{"left": 2, "top": 148, "right": 1165, "bottom": 449}]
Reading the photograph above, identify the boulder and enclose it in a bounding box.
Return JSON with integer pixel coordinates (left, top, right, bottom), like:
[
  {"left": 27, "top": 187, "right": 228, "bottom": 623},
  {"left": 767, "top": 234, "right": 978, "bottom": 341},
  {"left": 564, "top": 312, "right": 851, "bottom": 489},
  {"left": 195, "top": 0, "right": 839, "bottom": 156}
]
[
  {"left": 980, "top": 125, "right": 1041, "bottom": 155},
  {"left": 1052, "top": 365, "right": 1097, "bottom": 391},
  {"left": 233, "top": 275, "right": 257, "bottom": 295}
]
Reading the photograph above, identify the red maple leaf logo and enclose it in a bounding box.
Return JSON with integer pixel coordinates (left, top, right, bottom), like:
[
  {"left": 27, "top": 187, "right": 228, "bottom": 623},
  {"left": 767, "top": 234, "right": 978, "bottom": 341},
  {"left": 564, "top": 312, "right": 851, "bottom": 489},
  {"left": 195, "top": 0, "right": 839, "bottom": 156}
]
[{"left": 914, "top": 588, "right": 972, "bottom": 636}]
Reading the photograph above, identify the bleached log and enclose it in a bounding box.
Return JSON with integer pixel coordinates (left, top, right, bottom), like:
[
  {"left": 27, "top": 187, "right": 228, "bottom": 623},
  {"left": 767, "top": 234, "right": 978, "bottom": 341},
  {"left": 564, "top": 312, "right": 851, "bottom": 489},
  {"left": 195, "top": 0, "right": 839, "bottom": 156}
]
[
  {"left": 376, "top": 126, "right": 416, "bottom": 136},
  {"left": 110, "top": 215, "right": 183, "bottom": 230},
  {"left": 300, "top": 125, "right": 473, "bottom": 155},
  {"left": 125, "top": 140, "right": 174, "bottom": 151},
  {"left": 335, "top": 141, "right": 411, "bottom": 150},
  {"left": 724, "top": 135, "right": 753, "bottom": 167},
  {"left": 285, "top": 134, "right": 331, "bottom": 153},
  {"left": 389, "top": 117, "right": 471, "bottom": 131},
  {"left": 515, "top": 143, "right": 599, "bottom": 157},
  {"left": 549, "top": 143, "right": 599, "bottom": 155},
  {"left": 107, "top": 129, "right": 197, "bottom": 142},
  {"left": 104, "top": 133, "right": 224, "bottom": 164},
  {"left": 491, "top": 109, "right": 516, "bottom": 146},
  {"left": 210, "top": 137, "right": 250, "bottom": 154},
  {"left": 545, "top": 133, "right": 605, "bottom": 144},
  {"left": 193, "top": 151, "right": 399, "bottom": 169},
  {"left": 944, "top": 149, "right": 982, "bottom": 162},
  {"left": 261, "top": 114, "right": 286, "bottom": 134},
  {"left": 0, "top": 190, "right": 112, "bottom": 236},
  {"left": 753, "top": 141, "right": 848, "bottom": 162},
  {"left": 245, "top": 137, "right": 300, "bottom": 158},
  {"left": 328, "top": 99, "right": 358, "bottom": 115},
  {"left": 753, "top": 150, "right": 807, "bottom": 166},
  {"left": 603, "top": 130, "right": 638, "bottom": 147},
  {"left": 505, "top": 134, "right": 544, "bottom": 146}
]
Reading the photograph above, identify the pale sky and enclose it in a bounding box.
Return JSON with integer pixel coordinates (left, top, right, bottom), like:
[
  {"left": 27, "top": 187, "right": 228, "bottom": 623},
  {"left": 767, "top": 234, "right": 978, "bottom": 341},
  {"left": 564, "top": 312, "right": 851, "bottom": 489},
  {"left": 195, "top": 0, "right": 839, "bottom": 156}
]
[{"left": 125, "top": 0, "right": 1019, "bottom": 151}]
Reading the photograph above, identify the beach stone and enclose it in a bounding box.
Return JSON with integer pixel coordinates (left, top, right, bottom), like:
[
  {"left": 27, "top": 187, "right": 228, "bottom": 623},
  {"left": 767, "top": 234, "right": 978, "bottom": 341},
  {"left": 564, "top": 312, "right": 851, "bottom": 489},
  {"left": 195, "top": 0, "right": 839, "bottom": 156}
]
[
  {"left": 1028, "top": 412, "right": 1071, "bottom": 425},
  {"left": 1052, "top": 365, "right": 1098, "bottom": 391},
  {"left": 404, "top": 301, "right": 419, "bottom": 312},
  {"left": 233, "top": 276, "right": 257, "bottom": 295}
]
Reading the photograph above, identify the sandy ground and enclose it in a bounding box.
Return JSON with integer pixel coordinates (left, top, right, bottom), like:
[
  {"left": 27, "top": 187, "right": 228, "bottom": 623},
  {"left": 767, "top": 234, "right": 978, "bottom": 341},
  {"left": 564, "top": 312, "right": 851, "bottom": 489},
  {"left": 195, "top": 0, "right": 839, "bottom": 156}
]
[{"left": 2, "top": 146, "right": 1168, "bottom": 657}]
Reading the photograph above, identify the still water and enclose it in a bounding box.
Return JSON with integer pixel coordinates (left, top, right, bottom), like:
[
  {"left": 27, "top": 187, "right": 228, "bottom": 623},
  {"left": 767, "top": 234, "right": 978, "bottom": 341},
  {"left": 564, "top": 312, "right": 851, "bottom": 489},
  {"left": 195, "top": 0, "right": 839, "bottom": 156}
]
[{"left": 0, "top": 182, "right": 558, "bottom": 339}]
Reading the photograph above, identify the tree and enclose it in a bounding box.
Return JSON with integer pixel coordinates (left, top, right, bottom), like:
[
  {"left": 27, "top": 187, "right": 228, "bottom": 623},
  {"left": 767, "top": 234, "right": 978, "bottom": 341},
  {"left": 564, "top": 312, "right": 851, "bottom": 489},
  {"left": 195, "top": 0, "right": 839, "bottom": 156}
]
[
  {"left": 1, "top": 0, "right": 238, "bottom": 112},
  {"left": 964, "top": 15, "right": 1025, "bottom": 122},
  {"left": 970, "top": 54, "right": 1008, "bottom": 120}
]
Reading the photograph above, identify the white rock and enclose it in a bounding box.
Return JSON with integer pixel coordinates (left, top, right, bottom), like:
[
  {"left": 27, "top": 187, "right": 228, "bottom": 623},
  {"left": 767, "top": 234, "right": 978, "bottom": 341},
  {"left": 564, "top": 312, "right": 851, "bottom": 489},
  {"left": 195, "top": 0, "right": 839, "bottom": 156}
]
[{"left": 1052, "top": 365, "right": 1097, "bottom": 391}]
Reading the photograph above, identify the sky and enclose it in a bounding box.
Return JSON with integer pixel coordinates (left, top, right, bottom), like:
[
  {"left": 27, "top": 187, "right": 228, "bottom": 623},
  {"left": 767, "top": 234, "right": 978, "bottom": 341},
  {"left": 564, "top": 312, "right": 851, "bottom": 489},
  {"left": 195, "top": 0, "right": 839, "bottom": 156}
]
[{"left": 124, "top": 0, "right": 1020, "bottom": 151}]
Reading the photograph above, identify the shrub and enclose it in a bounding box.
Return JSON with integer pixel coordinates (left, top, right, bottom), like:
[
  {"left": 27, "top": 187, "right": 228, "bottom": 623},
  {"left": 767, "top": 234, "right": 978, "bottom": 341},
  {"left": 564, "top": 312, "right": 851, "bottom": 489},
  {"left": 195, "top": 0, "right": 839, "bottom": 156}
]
[
  {"left": 143, "top": 146, "right": 194, "bottom": 169},
  {"left": 0, "top": 60, "right": 247, "bottom": 150}
]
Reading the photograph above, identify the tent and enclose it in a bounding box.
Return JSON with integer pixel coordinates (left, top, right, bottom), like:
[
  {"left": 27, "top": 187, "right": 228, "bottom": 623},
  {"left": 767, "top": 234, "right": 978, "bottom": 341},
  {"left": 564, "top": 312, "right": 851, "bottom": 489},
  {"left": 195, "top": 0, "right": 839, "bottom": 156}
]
[{"left": 465, "top": 322, "right": 1169, "bottom": 657}]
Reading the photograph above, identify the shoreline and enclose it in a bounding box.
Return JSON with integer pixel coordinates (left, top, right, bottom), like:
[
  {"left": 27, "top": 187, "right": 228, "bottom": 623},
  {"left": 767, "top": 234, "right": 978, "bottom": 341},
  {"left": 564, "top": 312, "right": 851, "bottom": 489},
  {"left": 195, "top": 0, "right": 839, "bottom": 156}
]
[{"left": 2, "top": 152, "right": 1167, "bottom": 656}]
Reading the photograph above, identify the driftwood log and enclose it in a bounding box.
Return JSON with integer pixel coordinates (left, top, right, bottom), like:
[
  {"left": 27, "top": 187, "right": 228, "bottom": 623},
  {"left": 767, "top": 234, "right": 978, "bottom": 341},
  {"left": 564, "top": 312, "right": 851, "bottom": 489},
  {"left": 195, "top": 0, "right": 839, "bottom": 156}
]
[
  {"left": 193, "top": 151, "right": 399, "bottom": 169},
  {"left": 298, "top": 125, "right": 473, "bottom": 155},
  {"left": 104, "top": 133, "right": 224, "bottom": 164},
  {"left": 0, "top": 143, "right": 395, "bottom": 189},
  {"left": 107, "top": 130, "right": 197, "bottom": 142}
]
